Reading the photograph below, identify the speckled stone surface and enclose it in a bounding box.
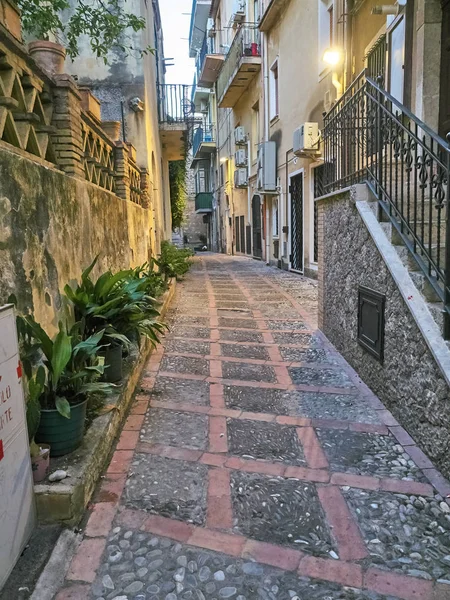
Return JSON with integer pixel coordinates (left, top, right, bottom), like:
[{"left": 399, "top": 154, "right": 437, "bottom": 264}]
[
  {"left": 150, "top": 376, "right": 210, "bottom": 405},
  {"left": 222, "top": 361, "right": 277, "bottom": 383},
  {"left": 219, "top": 329, "right": 265, "bottom": 343},
  {"left": 317, "top": 429, "right": 426, "bottom": 480},
  {"left": 141, "top": 408, "right": 208, "bottom": 449},
  {"left": 164, "top": 339, "right": 211, "bottom": 356},
  {"left": 159, "top": 355, "right": 210, "bottom": 376},
  {"left": 267, "top": 320, "right": 308, "bottom": 331},
  {"left": 220, "top": 344, "right": 271, "bottom": 361},
  {"left": 218, "top": 318, "right": 258, "bottom": 330},
  {"left": 123, "top": 455, "right": 208, "bottom": 524},
  {"left": 344, "top": 488, "right": 450, "bottom": 580},
  {"left": 288, "top": 367, "right": 355, "bottom": 389},
  {"left": 91, "top": 532, "right": 394, "bottom": 600},
  {"left": 227, "top": 419, "right": 306, "bottom": 465},
  {"left": 272, "top": 332, "right": 322, "bottom": 346},
  {"left": 231, "top": 472, "right": 337, "bottom": 555}
]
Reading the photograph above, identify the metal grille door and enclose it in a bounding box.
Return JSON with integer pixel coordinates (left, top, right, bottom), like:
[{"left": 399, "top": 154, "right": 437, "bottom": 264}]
[
  {"left": 290, "top": 173, "right": 303, "bottom": 272},
  {"left": 252, "top": 196, "right": 263, "bottom": 259},
  {"left": 313, "top": 165, "right": 325, "bottom": 263}
]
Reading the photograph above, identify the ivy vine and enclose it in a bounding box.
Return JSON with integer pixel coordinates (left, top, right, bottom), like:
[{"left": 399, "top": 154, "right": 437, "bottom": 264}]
[{"left": 169, "top": 159, "right": 188, "bottom": 231}]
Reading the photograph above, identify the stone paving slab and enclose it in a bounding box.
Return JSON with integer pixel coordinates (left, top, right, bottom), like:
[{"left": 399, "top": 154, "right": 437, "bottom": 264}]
[
  {"left": 123, "top": 455, "right": 208, "bottom": 525},
  {"left": 53, "top": 255, "right": 450, "bottom": 600}
]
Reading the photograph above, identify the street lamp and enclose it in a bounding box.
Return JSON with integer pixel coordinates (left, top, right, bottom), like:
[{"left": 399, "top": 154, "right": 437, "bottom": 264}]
[{"left": 323, "top": 47, "right": 344, "bottom": 100}]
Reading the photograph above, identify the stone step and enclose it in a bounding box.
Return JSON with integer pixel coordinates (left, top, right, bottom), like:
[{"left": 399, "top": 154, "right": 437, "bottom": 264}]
[
  {"left": 409, "top": 271, "right": 442, "bottom": 303},
  {"left": 427, "top": 301, "right": 445, "bottom": 333}
]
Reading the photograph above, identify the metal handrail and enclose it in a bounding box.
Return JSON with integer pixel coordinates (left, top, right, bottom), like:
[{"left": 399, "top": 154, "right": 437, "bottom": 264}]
[
  {"left": 323, "top": 70, "right": 450, "bottom": 337},
  {"left": 157, "top": 84, "right": 195, "bottom": 124},
  {"left": 193, "top": 123, "right": 215, "bottom": 157},
  {"left": 217, "top": 24, "right": 261, "bottom": 103}
]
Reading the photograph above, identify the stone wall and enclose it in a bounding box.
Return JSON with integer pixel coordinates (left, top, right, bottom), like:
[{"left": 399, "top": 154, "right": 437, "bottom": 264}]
[
  {"left": 182, "top": 154, "right": 207, "bottom": 249},
  {"left": 318, "top": 189, "right": 450, "bottom": 478},
  {"left": 0, "top": 146, "right": 153, "bottom": 336}
]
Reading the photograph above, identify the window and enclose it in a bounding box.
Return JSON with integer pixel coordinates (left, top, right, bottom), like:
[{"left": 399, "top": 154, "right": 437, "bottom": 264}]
[
  {"left": 251, "top": 102, "right": 260, "bottom": 163},
  {"left": 269, "top": 60, "right": 279, "bottom": 120},
  {"left": 195, "top": 161, "right": 209, "bottom": 194},
  {"left": 319, "top": 0, "right": 334, "bottom": 75}
]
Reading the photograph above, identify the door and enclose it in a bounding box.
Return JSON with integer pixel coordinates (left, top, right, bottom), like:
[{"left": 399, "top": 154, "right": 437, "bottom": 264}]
[
  {"left": 440, "top": 0, "right": 450, "bottom": 137},
  {"left": 240, "top": 216, "right": 245, "bottom": 253},
  {"left": 235, "top": 216, "right": 240, "bottom": 253},
  {"left": 290, "top": 173, "right": 304, "bottom": 272},
  {"left": 252, "top": 195, "right": 263, "bottom": 259}
]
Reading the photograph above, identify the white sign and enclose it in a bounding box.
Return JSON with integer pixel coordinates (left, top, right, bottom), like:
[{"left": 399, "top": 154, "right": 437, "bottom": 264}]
[{"left": 0, "top": 305, "right": 36, "bottom": 590}]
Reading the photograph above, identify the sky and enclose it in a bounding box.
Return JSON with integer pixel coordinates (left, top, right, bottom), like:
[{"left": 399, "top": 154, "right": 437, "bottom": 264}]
[{"left": 159, "top": 0, "right": 196, "bottom": 85}]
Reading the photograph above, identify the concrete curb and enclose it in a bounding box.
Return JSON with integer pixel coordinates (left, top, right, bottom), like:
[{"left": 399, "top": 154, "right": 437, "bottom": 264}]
[{"left": 33, "top": 278, "right": 176, "bottom": 526}]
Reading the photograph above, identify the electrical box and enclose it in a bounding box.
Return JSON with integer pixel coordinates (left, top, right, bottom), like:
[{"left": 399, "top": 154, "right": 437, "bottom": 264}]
[
  {"left": 293, "top": 123, "right": 320, "bottom": 155},
  {"left": 234, "top": 168, "right": 248, "bottom": 188},
  {"left": 257, "top": 141, "right": 277, "bottom": 193},
  {"left": 232, "top": 0, "right": 246, "bottom": 23},
  {"left": 235, "top": 149, "right": 247, "bottom": 167},
  {"left": 234, "top": 126, "right": 246, "bottom": 146}
]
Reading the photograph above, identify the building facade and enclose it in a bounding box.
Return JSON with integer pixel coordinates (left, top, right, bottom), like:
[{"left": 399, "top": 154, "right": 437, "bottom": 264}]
[{"left": 188, "top": 0, "right": 447, "bottom": 276}]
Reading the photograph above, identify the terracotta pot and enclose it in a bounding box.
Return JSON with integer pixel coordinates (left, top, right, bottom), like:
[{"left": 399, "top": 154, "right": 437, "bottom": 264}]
[
  {"left": 31, "top": 444, "right": 51, "bottom": 483},
  {"left": 102, "top": 121, "right": 122, "bottom": 142},
  {"left": 29, "top": 40, "right": 66, "bottom": 75}
]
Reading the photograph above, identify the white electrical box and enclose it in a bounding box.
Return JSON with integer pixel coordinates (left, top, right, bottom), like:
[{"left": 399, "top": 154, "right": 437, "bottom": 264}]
[
  {"left": 257, "top": 141, "right": 277, "bottom": 193},
  {"left": 232, "top": 0, "right": 246, "bottom": 22},
  {"left": 293, "top": 123, "right": 320, "bottom": 155},
  {"left": 234, "top": 168, "right": 248, "bottom": 188},
  {"left": 234, "top": 126, "right": 246, "bottom": 145},
  {"left": 235, "top": 149, "right": 247, "bottom": 167}
]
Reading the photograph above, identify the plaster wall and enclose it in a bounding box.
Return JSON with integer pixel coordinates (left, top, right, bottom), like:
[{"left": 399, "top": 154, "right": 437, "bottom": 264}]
[
  {"left": 0, "top": 146, "right": 154, "bottom": 337},
  {"left": 318, "top": 190, "right": 450, "bottom": 478}
]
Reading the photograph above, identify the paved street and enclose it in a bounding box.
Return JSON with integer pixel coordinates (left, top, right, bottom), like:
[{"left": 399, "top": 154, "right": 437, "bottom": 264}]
[{"left": 55, "top": 255, "right": 450, "bottom": 600}]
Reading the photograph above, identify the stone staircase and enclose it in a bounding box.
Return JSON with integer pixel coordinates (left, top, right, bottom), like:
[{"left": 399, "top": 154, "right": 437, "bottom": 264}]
[{"left": 365, "top": 189, "right": 448, "bottom": 336}]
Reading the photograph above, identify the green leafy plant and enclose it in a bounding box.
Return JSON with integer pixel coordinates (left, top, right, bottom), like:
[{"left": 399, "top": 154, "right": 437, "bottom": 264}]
[
  {"left": 18, "top": 0, "right": 154, "bottom": 63},
  {"left": 64, "top": 257, "right": 167, "bottom": 349},
  {"left": 129, "top": 261, "right": 167, "bottom": 300},
  {"left": 156, "top": 241, "right": 193, "bottom": 280},
  {"left": 19, "top": 316, "right": 113, "bottom": 418},
  {"left": 169, "top": 160, "right": 188, "bottom": 230}
]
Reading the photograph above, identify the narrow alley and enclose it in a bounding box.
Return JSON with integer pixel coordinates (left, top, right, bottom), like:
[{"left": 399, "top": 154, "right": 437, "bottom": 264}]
[{"left": 54, "top": 255, "right": 450, "bottom": 600}]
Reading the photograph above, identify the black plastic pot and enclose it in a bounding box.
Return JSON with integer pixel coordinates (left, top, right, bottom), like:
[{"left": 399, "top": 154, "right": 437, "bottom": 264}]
[
  {"left": 36, "top": 399, "right": 87, "bottom": 457},
  {"left": 100, "top": 343, "right": 123, "bottom": 383}
]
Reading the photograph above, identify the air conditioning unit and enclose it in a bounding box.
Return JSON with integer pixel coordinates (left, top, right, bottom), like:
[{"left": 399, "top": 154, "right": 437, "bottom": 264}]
[
  {"left": 257, "top": 141, "right": 277, "bottom": 193},
  {"left": 234, "top": 168, "right": 248, "bottom": 188},
  {"left": 200, "top": 99, "right": 208, "bottom": 113},
  {"left": 235, "top": 149, "right": 247, "bottom": 167},
  {"left": 293, "top": 122, "right": 320, "bottom": 156},
  {"left": 232, "top": 0, "right": 246, "bottom": 23},
  {"left": 234, "top": 126, "right": 246, "bottom": 145}
]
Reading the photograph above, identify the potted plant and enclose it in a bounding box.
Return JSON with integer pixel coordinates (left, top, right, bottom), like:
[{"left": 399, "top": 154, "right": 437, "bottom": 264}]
[
  {"left": 64, "top": 258, "right": 167, "bottom": 382},
  {"left": 20, "top": 316, "right": 113, "bottom": 456}
]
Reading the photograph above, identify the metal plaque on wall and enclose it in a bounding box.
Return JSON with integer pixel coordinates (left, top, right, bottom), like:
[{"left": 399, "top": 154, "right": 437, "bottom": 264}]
[{"left": 357, "top": 286, "right": 386, "bottom": 362}]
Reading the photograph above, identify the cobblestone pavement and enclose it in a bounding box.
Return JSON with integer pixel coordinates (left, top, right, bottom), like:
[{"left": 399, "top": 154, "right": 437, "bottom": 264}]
[{"left": 54, "top": 255, "right": 450, "bottom": 600}]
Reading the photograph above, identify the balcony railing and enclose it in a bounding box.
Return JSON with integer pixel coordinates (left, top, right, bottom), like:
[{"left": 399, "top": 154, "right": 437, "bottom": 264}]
[
  {"left": 195, "top": 192, "right": 213, "bottom": 212},
  {"left": 192, "top": 124, "right": 215, "bottom": 158},
  {"left": 217, "top": 24, "right": 261, "bottom": 105},
  {"left": 322, "top": 70, "right": 450, "bottom": 336},
  {"left": 158, "top": 84, "right": 195, "bottom": 124}
]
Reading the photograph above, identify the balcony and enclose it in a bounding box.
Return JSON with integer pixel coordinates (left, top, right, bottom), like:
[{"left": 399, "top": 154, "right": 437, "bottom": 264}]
[
  {"left": 195, "top": 192, "right": 213, "bottom": 213},
  {"left": 259, "top": 0, "right": 292, "bottom": 32},
  {"left": 217, "top": 25, "right": 261, "bottom": 108},
  {"left": 192, "top": 124, "right": 216, "bottom": 162},
  {"left": 196, "top": 36, "right": 225, "bottom": 88},
  {"left": 158, "top": 84, "right": 195, "bottom": 160},
  {"left": 189, "top": 0, "right": 212, "bottom": 57}
]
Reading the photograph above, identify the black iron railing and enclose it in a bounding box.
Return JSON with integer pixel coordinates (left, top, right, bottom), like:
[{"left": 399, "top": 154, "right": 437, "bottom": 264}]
[
  {"left": 192, "top": 124, "right": 215, "bottom": 157},
  {"left": 323, "top": 71, "right": 450, "bottom": 336},
  {"left": 158, "top": 84, "right": 195, "bottom": 124}
]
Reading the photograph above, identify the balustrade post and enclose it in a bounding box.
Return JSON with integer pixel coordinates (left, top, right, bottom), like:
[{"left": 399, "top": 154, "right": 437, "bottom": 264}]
[
  {"left": 443, "top": 134, "right": 450, "bottom": 339},
  {"left": 114, "top": 141, "right": 130, "bottom": 202},
  {"left": 51, "top": 75, "right": 84, "bottom": 178},
  {"left": 376, "top": 83, "right": 384, "bottom": 221},
  {"left": 140, "top": 168, "right": 150, "bottom": 209}
]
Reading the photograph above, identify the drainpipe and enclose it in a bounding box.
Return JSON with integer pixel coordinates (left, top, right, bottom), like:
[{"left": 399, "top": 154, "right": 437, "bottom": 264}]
[{"left": 262, "top": 32, "right": 269, "bottom": 143}]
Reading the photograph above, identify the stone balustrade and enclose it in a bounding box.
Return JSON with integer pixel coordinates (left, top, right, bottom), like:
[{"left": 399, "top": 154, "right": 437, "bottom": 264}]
[{"left": 0, "top": 17, "right": 144, "bottom": 206}]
